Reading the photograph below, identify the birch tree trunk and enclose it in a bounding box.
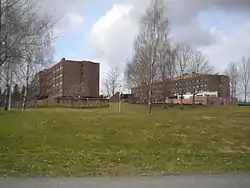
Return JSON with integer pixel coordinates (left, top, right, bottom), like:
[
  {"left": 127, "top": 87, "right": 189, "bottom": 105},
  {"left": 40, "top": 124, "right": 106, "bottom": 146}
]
[
  {"left": 148, "top": 59, "right": 153, "bottom": 113},
  {"left": 21, "top": 61, "right": 30, "bottom": 111},
  {"left": 21, "top": 86, "right": 27, "bottom": 111}
]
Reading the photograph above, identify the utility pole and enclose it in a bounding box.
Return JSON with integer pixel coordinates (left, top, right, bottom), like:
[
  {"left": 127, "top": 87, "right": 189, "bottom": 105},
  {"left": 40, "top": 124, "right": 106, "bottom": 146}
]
[
  {"left": 8, "top": 66, "right": 12, "bottom": 110},
  {"left": 118, "top": 85, "right": 122, "bottom": 113}
]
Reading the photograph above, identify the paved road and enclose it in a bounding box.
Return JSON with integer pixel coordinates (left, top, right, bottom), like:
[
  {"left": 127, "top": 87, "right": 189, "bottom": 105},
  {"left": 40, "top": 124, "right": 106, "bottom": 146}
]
[{"left": 0, "top": 173, "right": 250, "bottom": 188}]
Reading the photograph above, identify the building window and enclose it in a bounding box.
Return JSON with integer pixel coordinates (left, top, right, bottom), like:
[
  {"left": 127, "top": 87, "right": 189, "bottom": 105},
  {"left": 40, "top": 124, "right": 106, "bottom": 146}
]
[{"left": 57, "top": 66, "right": 63, "bottom": 72}]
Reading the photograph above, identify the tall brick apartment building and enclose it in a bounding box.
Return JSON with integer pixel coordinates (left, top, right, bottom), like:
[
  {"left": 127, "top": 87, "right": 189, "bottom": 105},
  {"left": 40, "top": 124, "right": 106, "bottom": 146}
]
[
  {"left": 32, "top": 58, "right": 99, "bottom": 98},
  {"left": 132, "top": 73, "right": 230, "bottom": 102}
]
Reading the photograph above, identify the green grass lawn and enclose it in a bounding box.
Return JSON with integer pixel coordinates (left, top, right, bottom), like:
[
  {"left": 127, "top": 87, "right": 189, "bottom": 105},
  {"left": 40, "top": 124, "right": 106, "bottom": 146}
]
[{"left": 0, "top": 104, "right": 250, "bottom": 177}]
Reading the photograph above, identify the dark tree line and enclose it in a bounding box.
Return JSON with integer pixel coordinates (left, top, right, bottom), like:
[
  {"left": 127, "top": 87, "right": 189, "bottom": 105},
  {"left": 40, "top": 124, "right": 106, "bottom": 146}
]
[{"left": 0, "top": 0, "right": 56, "bottom": 111}]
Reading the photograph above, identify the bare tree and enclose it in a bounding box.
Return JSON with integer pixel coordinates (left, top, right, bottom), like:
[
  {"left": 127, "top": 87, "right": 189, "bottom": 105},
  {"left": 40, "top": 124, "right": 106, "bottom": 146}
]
[
  {"left": 22, "top": 45, "right": 53, "bottom": 111},
  {"left": 191, "top": 81, "right": 207, "bottom": 106},
  {"left": 0, "top": 59, "right": 18, "bottom": 110},
  {"left": 103, "top": 66, "right": 120, "bottom": 97},
  {"left": 13, "top": 52, "right": 39, "bottom": 111},
  {"left": 157, "top": 38, "right": 177, "bottom": 108},
  {"left": 225, "top": 62, "right": 240, "bottom": 99},
  {"left": 0, "top": 0, "right": 47, "bottom": 67},
  {"left": 0, "top": 0, "right": 55, "bottom": 110},
  {"left": 174, "top": 43, "right": 193, "bottom": 106},
  {"left": 125, "top": 0, "right": 169, "bottom": 113},
  {"left": 1, "top": 62, "right": 11, "bottom": 110},
  {"left": 239, "top": 57, "right": 250, "bottom": 103},
  {"left": 14, "top": 31, "right": 53, "bottom": 111},
  {"left": 21, "top": 58, "right": 37, "bottom": 111},
  {"left": 189, "top": 49, "right": 213, "bottom": 105},
  {"left": 189, "top": 49, "right": 213, "bottom": 74},
  {"left": 125, "top": 50, "right": 150, "bottom": 103}
]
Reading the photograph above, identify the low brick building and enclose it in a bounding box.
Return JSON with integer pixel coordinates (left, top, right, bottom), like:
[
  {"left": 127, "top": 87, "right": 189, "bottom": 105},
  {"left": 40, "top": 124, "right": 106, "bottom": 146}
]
[
  {"left": 109, "top": 93, "right": 134, "bottom": 103},
  {"left": 166, "top": 96, "right": 238, "bottom": 106},
  {"left": 132, "top": 73, "right": 230, "bottom": 103}
]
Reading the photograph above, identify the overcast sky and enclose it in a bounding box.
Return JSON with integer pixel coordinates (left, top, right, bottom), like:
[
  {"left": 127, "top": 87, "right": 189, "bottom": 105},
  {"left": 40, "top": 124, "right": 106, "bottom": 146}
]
[{"left": 44, "top": 0, "right": 250, "bottom": 91}]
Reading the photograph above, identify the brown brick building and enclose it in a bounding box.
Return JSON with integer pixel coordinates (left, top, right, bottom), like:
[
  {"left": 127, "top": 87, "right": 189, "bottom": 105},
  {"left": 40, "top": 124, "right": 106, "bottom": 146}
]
[
  {"left": 32, "top": 58, "right": 100, "bottom": 98},
  {"left": 132, "top": 73, "right": 230, "bottom": 102}
]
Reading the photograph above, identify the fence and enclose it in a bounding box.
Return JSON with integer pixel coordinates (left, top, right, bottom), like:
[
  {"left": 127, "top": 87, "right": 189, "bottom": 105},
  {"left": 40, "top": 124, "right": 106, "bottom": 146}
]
[{"left": 29, "top": 97, "right": 110, "bottom": 109}]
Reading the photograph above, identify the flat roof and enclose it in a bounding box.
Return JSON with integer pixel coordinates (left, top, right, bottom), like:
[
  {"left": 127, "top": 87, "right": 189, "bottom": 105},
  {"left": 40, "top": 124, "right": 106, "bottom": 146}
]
[{"left": 45, "top": 58, "right": 99, "bottom": 71}]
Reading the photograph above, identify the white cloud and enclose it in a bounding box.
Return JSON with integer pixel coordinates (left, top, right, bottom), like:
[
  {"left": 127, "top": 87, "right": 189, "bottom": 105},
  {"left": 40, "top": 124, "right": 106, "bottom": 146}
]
[
  {"left": 39, "top": 0, "right": 93, "bottom": 36},
  {"left": 88, "top": 4, "right": 138, "bottom": 74},
  {"left": 40, "top": 0, "right": 95, "bottom": 15},
  {"left": 38, "top": 0, "right": 250, "bottom": 88},
  {"left": 202, "top": 22, "right": 250, "bottom": 72},
  {"left": 88, "top": 0, "right": 250, "bottom": 81},
  {"left": 54, "top": 12, "right": 84, "bottom": 36}
]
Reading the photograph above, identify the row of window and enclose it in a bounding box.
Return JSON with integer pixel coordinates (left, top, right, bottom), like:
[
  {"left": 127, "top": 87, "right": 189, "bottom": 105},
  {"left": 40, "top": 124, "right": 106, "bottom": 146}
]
[
  {"left": 172, "top": 84, "right": 207, "bottom": 91},
  {"left": 48, "top": 89, "right": 63, "bottom": 95},
  {"left": 196, "top": 94, "right": 217, "bottom": 97},
  {"left": 194, "top": 101, "right": 203, "bottom": 104},
  {"left": 134, "top": 83, "right": 208, "bottom": 95},
  {"left": 52, "top": 74, "right": 63, "bottom": 80},
  {"left": 151, "top": 83, "right": 206, "bottom": 91},
  {"left": 52, "top": 81, "right": 63, "bottom": 88},
  {"left": 52, "top": 66, "right": 63, "bottom": 74},
  {"left": 47, "top": 81, "right": 63, "bottom": 93},
  {"left": 47, "top": 73, "right": 63, "bottom": 82},
  {"left": 175, "top": 78, "right": 206, "bottom": 85},
  {"left": 133, "top": 77, "right": 208, "bottom": 89},
  {"left": 175, "top": 82, "right": 205, "bottom": 87}
]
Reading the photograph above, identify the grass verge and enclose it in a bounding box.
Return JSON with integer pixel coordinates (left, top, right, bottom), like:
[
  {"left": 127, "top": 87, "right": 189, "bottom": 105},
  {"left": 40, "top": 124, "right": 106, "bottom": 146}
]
[{"left": 0, "top": 104, "right": 250, "bottom": 176}]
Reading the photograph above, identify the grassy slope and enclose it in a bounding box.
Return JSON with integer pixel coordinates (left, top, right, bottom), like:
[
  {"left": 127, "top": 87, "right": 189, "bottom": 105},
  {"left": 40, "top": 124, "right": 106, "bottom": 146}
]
[{"left": 0, "top": 104, "right": 250, "bottom": 177}]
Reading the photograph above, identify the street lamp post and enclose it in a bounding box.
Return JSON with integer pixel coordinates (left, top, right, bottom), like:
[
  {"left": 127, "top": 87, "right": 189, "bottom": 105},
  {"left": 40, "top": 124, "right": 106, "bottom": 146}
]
[{"left": 118, "top": 85, "right": 122, "bottom": 113}]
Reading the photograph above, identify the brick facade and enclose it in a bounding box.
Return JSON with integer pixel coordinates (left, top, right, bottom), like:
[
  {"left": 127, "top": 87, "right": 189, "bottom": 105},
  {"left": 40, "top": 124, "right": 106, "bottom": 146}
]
[
  {"left": 32, "top": 58, "right": 100, "bottom": 98},
  {"left": 166, "top": 96, "right": 238, "bottom": 105},
  {"left": 132, "top": 73, "right": 230, "bottom": 102}
]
